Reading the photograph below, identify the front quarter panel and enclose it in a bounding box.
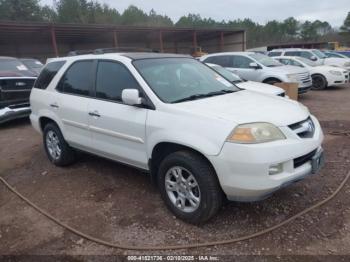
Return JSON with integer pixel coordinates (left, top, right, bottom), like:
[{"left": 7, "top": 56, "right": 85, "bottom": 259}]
[{"left": 146, "top": 109, "right": 235, "bottom": 157}]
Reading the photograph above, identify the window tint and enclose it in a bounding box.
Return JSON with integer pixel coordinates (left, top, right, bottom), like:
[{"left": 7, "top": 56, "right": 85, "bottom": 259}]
[
  {"left": 285, "top": 51, "right": 300, "bottom": 57},
  {"left": 96, "top": 61, "right": 140, "bottom": 102},
  {"left": 58, "top": 60, "right": 93, "bottom": 96},
  {"left": 300, "top": 51, "right": 313, "bottom": 59},
  {"left": 268, "top": 52, "right": 282, "bottom": 57},
  {"left": 278, "top": 58, "right": 303, "bottom": 67},
  {"left": 231, "top": 55, "right": 253, "bottom": 68},
  {"left": 204, "top": 56, "right": 232, "bottom": 67},
  {"left": 34, "top": 61, "right": 65, "bottom": 89}
]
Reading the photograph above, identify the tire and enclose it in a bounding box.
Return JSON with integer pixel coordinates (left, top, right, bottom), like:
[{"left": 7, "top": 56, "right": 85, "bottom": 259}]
[
  {"left": 312, "top": 74, "right": 327, "bottom": 90},
  {"left": 264, "top": 79, "right": 281, "bottom": 85},
  {"left": 158, "top": 150, "right": 223, "bottom": 224},
  {"left": 43, "top": 122, "right": 76, "bottom": 166}
]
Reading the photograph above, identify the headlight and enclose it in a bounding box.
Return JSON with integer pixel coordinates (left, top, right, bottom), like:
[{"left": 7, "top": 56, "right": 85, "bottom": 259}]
[
  {"left": 227, "top": 123, "right": 286, "bottom": 144},
  {"left": 287, "top": 73, "right": 299, "bottom": 82},
  {"left": 329, "top": 70, "right": 342, "bottom": 76}
]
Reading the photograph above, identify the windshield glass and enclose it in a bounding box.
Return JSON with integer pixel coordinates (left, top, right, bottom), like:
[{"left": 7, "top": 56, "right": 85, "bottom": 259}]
[
  {"left": 297, "top": 57, "right": 317, "bottom": 66},
  {"left": 210, "top": 65, "right": 242, "bottom": 83},
  {"left": 249, "top": 53, "right": 281, "bottom": 67},
  {"left": 134, "top": 58, "right": 240, "bottom": 103},
  {"left": 312, "top": 50, "right": 327, "bottom": 59},
  {"left": 0, "top": 59, "right": 30, "bottom": 72}
]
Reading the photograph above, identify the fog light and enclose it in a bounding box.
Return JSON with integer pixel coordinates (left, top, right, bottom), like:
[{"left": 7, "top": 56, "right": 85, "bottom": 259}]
[{"left": 269, "top": 163, "right": 283, "bottom": 175}]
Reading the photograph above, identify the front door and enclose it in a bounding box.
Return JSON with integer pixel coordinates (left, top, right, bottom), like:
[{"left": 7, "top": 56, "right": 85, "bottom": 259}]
[{"left": 88, "top": 60, "right": 148, "bottom": 169}]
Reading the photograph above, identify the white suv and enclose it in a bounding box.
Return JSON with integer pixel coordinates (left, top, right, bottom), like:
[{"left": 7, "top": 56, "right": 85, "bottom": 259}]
[
  {"left": 30, "top": 52, "right": 324, "bottom": 224},
  {"left": 200, "top": 52, "right": 312, "bottom": 94}
]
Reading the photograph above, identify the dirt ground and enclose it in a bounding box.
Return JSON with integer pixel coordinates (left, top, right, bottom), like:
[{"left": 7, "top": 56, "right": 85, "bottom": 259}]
[{"left": 1, "top": 85, "right": 350, "bottom": 260}]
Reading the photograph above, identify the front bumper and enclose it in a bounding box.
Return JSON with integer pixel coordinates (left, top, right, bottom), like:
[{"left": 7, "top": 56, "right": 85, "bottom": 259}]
[
  {"left": 0, "top": 105, "right": 31, "bottom": 124},
  {"left": 208, "top": 115, "right": 324, "bottom": 202}
]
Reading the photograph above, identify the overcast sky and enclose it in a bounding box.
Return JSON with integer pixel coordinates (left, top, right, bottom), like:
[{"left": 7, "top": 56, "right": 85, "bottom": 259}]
[{"left": 40, "top": 0, "right": 348, "bottom": 27}]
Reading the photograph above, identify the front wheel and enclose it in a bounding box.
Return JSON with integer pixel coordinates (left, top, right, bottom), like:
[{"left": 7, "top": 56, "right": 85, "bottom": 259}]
[
  {"left": 312, "top": 74, "right": 327, "bottom": 90},
  {"left": 158, "top": 151, "right": 223, "bottom": 224}
]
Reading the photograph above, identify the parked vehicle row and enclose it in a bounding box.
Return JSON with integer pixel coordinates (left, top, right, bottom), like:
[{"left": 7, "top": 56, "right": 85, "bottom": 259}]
[
  {"left": 200, "top": 52, "right": 313, "bottom": 94},
  {"left": 29, "top": 51, "right": 325, "bottom": 224}
]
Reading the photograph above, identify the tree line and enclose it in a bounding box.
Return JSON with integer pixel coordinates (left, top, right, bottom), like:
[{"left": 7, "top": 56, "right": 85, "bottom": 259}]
[{"left": 0, "top": 0, "right": 349, "bottom": 48}]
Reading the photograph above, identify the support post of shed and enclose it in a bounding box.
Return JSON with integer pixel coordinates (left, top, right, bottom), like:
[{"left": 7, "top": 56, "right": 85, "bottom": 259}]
[
  {"left": 113, "top": 30, "right": 118, "bottom": 48},
  {"left": 159, "top": 30, "right": 164, "bottom": 53},
  {"left": 193, "top": 31, "right": 198, "bottom": 50},
  {"left": 50, "top": 27, "right": 59, "bottom": 57},
  {"left": 220, "top": 31, "right": 224, "bottom": 51}
]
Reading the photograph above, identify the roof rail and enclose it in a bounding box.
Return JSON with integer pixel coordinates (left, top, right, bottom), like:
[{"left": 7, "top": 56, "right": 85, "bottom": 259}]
[{"left": 67, "top": 47, "right": 158, "bottom": 56}]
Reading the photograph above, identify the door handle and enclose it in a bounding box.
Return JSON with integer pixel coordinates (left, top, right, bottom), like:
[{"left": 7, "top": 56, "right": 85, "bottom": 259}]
[
  {"left": 50, "top": 103, "right": 59, "bottom": 108},
  {"left": 88, "top": 111, "right": 101, "bottom": 117}
]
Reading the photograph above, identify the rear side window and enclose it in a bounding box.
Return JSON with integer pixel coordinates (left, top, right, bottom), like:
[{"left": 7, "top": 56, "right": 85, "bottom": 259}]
[
  {"left": 33, "top": 61, "right": 65, "bottom": 89},
  {"left": 95, "top": 61, "right": 140, "bottom": 102},
  {"left": 300, "top": 51, "right": 313, "bottom": 59},
  {"left": 57, "top": 60, "right": 94, "bottom": 96}
]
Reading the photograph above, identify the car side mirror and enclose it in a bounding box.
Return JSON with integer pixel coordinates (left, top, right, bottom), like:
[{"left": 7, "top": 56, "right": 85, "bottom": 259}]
[
  {"left": 122, "top": 89, "right": 142, "bottom": 106},
  {"left": 249, "top": 62, "right": 260, "bottom": 69},
  {"left": 310, "top": 56, "right": 317, "bottom": 61}
]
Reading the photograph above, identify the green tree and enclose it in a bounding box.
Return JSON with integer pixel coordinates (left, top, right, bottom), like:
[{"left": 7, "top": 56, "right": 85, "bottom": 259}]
[
  {"left": 147, "top": 9, "right": 173, "bottom": 26},
  {"left": 54, "top": 0, "right": 89, "bottom": 23},
  {"left": 340, "top": 11, "right": 350, "bottom": 32},
  {"left": 0, "top": 0, "right": 43, "bottom": 21},
  {"left": 120, "top": 5, "right": 148, "bottom": 26}
]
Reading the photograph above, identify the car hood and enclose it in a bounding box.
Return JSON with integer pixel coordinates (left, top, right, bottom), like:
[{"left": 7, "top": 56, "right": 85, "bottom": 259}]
[
  {"left": 171, "top": 90, "right": 309, "bottom": 126},
  {"left": 236, "top": 81, "right": 284, "bottom": 95},
  {"left": 311, "top": 65, "right": 346, "bottom": 73},
  {"left": 0, "top": 70, "right": 36, "bottom": 77},
  {"left": 265, "top": 65, "right": 308, "bottom": 74},
  {"left": 324, "top": 57, "right": 350, "bottom": 66}
]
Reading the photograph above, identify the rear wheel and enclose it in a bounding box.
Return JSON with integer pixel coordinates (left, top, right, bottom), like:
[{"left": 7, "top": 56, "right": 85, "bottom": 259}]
[
  {"left": 312, "top": 74, "right": 327, "bottom": 90},
  {"left": 158, "top": 150, "right": 223, "bottom": 224},
  {"left": 43, "top": 123, "right": 76, "bottom": 166}
]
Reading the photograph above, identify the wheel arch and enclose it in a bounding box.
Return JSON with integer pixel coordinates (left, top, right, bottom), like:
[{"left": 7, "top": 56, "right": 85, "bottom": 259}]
[
  {"left": 262, "top": 77, "right": 282, "bottom": 84},
  {"left": 149, "top": 142, "right": 218, "bottom": 187}
]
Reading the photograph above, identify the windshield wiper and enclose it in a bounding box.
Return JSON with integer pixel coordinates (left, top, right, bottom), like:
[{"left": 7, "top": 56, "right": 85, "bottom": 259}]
[{"left": 172, "top": 89, "right": 234, "bottom": 103}]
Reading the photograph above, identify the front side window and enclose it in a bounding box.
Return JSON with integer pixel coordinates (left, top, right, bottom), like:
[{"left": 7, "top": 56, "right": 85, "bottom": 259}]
[
  {"left": 96, "top": 61, "right": 140, "bottom": 102},
  {"left": 134, "top": 58, "right": 239, "bottom": 103},
  {"left": 231, "top": 55, "right": 253, "bottom": 68},
  {"left": 285, "top": 51, "right": 301, "bottom": 57},
  {"left": 34, "top": 61, "right": 65, "bottom": 89},
  {"left": 204, "top": 56, "right": 232, "bottom": 67},
  {"left": 268, "top": 52, "right": 282, "bottom": 57},
  {"left": 248, "top": 53, "right": 281, "bottom": 67},
  {"left": 57, "top": 60, "right": 94, "bottom": 96},
  {"left": 312, "top": 50, "right": 327, "bottom": 59},
  {"left": 300, "top": 51, "right": 314, "bottom": 59}
]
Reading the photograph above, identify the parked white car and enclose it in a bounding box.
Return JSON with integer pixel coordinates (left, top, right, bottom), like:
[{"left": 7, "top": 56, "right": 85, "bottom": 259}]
[
  {"left": 268, "top": 48, "right": 350, "bottom": 70},
  {"left": 200, "top": 52, "right": 312, "bottom": 94},
  {"left": 274, "top": 56, "right": 350, "bottom": 89},
  {"left": 30, "top": 52, "right": 324, "bottom": 224},
  {"left": 206, "top": 63, "right": 286, "bottom": 97}
]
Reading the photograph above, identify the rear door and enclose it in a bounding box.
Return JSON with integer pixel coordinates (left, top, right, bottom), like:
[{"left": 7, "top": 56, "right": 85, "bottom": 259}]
[
  {"left": 88, "top": 60, "right": 148, "bottom": 169},
  {"left": 54, "top": 60, "right": 94, "bottom": 149}
]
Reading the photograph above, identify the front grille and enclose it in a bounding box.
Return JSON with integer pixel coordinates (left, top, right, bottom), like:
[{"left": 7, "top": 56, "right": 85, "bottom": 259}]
[
  {"left": 297, "top": 72, "right": 311, "bottom": 83},
  {"left": 289, "top": 117, "right": 315, "bottom": 138},
  {"left": 0, "top": 79, "right": 35, "bottom": 91},
  {"left": 294, "top": 149, "right": 317, "bottom": 168}
]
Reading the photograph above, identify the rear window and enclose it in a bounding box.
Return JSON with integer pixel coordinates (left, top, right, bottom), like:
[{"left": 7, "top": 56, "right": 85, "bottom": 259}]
[{"left": 34, "top": 61, "right": 66, "bottom": 89}]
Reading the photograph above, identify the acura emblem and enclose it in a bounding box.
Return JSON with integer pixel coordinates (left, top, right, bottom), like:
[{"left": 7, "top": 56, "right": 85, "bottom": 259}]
[{"left": 15, "top": 82, "right": 26, "bottom": 87}]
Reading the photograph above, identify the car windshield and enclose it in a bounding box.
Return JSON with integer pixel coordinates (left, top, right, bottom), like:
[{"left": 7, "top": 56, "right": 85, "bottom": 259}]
[
  {"left": 249, "top": 53, "right": 281, "bottom": 67},
  {"left": 312, "top": 50, "right": 327, "bottom": 59},
  {"left": 21, "top": 59, "right": 43, "bottom": 69},
  {"left": 133, "top": 58, "right": 240, "bottom": 103},
  {"left": 210, "top": 65, "right": 242, "bottom": 83},
  {"left": 297, "top": 57, "right": 317, "bottom": 66},
  {"left": 0, "top": 59, "right": 30, "bottom": 72}
]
